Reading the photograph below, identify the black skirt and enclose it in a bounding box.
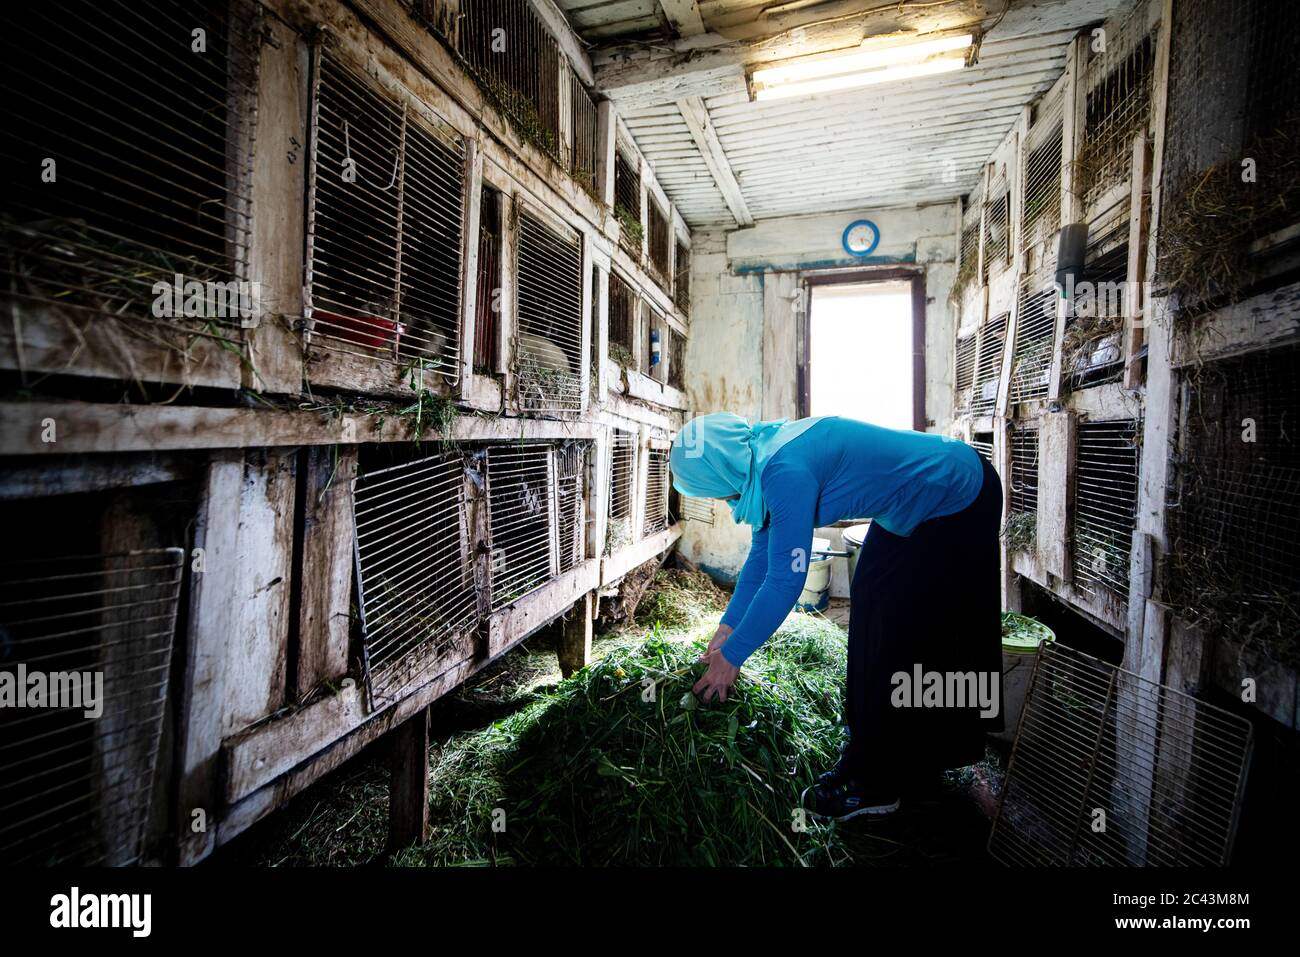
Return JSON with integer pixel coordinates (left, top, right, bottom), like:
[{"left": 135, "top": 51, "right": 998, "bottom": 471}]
[{"left": 843, "top": 455, "right": 1004, "bottom": 781}]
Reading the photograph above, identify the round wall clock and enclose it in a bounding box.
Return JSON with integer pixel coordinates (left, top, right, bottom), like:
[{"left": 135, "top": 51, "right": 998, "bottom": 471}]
[{"left": 842, "top": 219, "right": 881, "bottom": 258}]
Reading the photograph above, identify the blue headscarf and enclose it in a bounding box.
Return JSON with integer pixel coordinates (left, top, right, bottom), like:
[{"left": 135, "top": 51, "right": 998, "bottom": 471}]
[{"left": 670, "top": 412, "right": 824, "bottom": 527}]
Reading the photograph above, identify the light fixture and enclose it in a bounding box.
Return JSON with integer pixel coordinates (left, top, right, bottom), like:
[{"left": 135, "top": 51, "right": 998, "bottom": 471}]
[{"left": 750, "top": 33, "right": 973, "bottom": 101}]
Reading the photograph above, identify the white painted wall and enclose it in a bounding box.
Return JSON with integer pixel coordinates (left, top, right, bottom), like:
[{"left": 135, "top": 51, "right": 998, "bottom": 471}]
[{"left": 679, "top": 203, "right": 962, "bottom": 588}]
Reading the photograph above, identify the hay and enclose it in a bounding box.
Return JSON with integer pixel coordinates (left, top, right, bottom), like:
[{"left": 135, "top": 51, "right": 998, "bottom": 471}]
[
  {"left": 614, "top": 203, "right": 644, "bottom": 250},
  {"left": 633, "top": 568, "right": 728, "bottom": 631},
  {"left": 1001, "top": 512, "right": 1036, "bottom": 553},
  {"left": 1159, "top": 112, "right": 1300, "bottom": 311}
]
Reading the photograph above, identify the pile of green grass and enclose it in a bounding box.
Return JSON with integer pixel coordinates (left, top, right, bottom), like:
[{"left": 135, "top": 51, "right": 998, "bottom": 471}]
[
  {"left": 232, "top": 573, "right": 998, "bottom": 868},
  {"left": 407, "top": 616, "right": 851, "bottom": 867}
]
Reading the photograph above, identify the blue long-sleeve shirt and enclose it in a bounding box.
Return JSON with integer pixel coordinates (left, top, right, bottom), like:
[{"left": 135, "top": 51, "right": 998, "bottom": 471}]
[{"left": 718, "top": 417, "right": 985, "bottom": 667}]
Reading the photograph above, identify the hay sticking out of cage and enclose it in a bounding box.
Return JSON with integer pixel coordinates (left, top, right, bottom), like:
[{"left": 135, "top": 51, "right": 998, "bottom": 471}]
[
  {"left": 604, "top": 516, "right": 632, "bottom": 554},
  {"left": 1159, "top": 114, "right": 1300, "bottom": 310},
  {"left": 1061, "top": 312, "right": 1122, "bottom": 382},
  {"left": 614, "top": 203, "right": 644, "bottom": 249},
  {"left": 1002, "top": 513, "right": 1036, "bottom": 553},
  {"left": 634, "top": 568, "right": 728, "bottom": 631}
]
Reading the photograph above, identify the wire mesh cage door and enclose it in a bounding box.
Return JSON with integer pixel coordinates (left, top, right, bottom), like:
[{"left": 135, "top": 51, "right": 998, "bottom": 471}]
[
  {"left": 514, "top": 210, "right": 584, "bottom": 416},
  {"left": 0, "top": 549, "right": 184, "bottom": 866},
  {"left": 1021, "top": 81, "right": 1065, "bottom": 253},
  {"left": 954, "top": 331, "right": 978, "bottom": 414},
  {"left": 1006, "top": 426, "right": 1039, "bottom": 553},
  {"left": 643, "top": 448, "right": 670, "bottom": 537},
  {"left": 1071, "top": 419, "right": 1141, "bottom": 614},
  {"left": 674, "top": 239, "right": 691, "bottom": 315},
  {"left": 991, "top": 641, "right": 1253, "bottom": 866},
  {"left": 1166, "top": 346, "right": 1300, "bottom": 662},
  {"left": 569, "top": 72, "right": 600, "bottom": 194},
  {"left": 606, "top": 430, "right": 637, "bottom": 555},
  {"left": 970, "top": 312, "right": 1008, "bottom": 416},
  {"left": 486, "top": 444, "right": 557, "bottom": 608},
  {"left": 0, "top": 0, "right": 262, "bottom": 386},
  {"left": 352, "top": 450, "right": 478, "bottom": 711},
  {"left": 982, "top": 181, "right": 1011, "bottom": 283},
  {"left": 1009, "top": 271, "right": 1058, "bottom": 406},
  {"left": 455, "top": 0, "right": 562, "bottom": 161},
  {"left": 306, "top": 38, "right": 467, "bottom": 384},
  {"left": 1063, "top": 220, "right": 1129, "bottom": 392},
  {"left": 1079, "top": 2, "right": 1156, "bottom": 215},
  {"left": 681, "top": 496, "right": 715, "bottom": 525},
  {"left": 555, "top": 442, "right": 591, "bottom": 574},
  {"left": 956, "top": 183, "right": 984, "bottom": 295}
]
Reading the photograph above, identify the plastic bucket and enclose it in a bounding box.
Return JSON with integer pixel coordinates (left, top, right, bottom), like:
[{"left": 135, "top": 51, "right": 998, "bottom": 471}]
[
  {"left": 993, "top": 612, "right": 1054, "bottom": 744},
  {"left": 841, "top": 522, "right": 872, "bottom": 584},
  {"left": 797, "top": 536, "right": 833, "bottom": 611}
]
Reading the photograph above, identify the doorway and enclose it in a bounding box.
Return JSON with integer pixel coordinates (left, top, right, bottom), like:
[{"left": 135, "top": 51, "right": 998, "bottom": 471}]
[{"left": 801, "top": 275, "right": 926, "bottom": 430}]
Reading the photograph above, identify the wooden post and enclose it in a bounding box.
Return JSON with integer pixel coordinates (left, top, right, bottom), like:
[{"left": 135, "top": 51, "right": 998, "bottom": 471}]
[
  {"left": 295, "top": 445, "right": 357, "bottom": 700},
  {"left": 1123, "top": 132, "right": 1152, "bottom": 390},
  {"left": 558, "top": 591, "right": 594, "bottom": 678},
  {"left": 387, "top": 708, "right": 430, "bottom": 851},
  {"left": 243, "top": 15, "right": 307, "bottom": 396}
]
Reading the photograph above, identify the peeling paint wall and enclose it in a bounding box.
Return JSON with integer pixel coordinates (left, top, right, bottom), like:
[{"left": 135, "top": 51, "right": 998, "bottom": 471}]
[{"left": 679, "top": 203, "right": 962, "bottom": 586}]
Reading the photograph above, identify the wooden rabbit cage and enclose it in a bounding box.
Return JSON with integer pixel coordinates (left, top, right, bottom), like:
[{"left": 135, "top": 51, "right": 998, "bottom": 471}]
[{"left": 0, "top": 0, "right": 689, "bottom": 865}]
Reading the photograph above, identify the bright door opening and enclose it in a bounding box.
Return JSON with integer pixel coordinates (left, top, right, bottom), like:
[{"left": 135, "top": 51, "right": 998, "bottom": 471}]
[{"left": 807, "top": 280, "right": 918, "bottom": 430}]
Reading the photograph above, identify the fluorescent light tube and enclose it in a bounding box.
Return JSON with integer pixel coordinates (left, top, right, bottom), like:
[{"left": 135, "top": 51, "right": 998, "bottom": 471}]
[
  {"left": 750, "top": 33, "right": 973, "bottom": 99},
  {"left": 753, "top": 53, "right": 968, "bottom": 101}
]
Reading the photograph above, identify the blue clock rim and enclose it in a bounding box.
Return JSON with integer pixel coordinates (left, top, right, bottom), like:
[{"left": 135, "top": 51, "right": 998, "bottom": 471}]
[{"left": 842, "top": 219, "right": 880, "bottom": 257}]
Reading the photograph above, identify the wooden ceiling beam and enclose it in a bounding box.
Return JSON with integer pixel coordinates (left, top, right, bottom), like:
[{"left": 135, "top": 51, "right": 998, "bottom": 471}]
[{"left": 675, "top": 96, "right": 753, "bottom": 227}]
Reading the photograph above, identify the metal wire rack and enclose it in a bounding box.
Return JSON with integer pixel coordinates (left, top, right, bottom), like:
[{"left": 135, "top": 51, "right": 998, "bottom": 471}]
[
  {"left": 982, "top": 182, "right": 1011, "bottom": 282},
  {"left": 1010, "top": 426, "right": 1040, "bottom": 517},
  {"left": 954, "top": 331, "right": 978, "bottom": 414},
  {"left": 640, "top": 305, "right": 659, "bottom": 379},
  {"left": 1079, "top": 3, "right": 1155, "bottom": 211},
  {"left": 667, "top": 327, "right": 685, "bottom": 391},
  {"left": 570, "top": 72, "right": 600, "bottom": 193},
  {"left": 643, "top": 448, "right": 671, "bottom": 537},
  {"left": 0, "top": 549, "right": 184, "bottom": 866},
  {"left": 971, "top": 432, "right": 994, "bottom": 463},
  {"left": 455, "top": 0, "right": 562, "bottom": 160},
  {"left": 0, "top": 0, "right": 260, "bottom": 356},
  {"left": 606, "top": 430, "right": 637, "bottom": 555},
  {"left": 487, "top": 444, "right": 555, "bottom": 608},
  {"left": 1159, "top": 0, "right": 1300, "bottom": 300},
  {"left": 352, "top": 450, "right": 477, "bottom": 710},
  {"left": 956, "top": 183, "right": 983, "bottom": 292},
  {"left": 970, "top": 312, "right": 1008, "bottom": 416},
  {"left": 307, "top": 41, "right": 467, "bottom": 380},
  {"left": 1021, "top": 84, "right": 1065, "bottom": 250},
  {"left": 681, "top": 496, "right": 715, "bottom": 525},
  {"left": 556, "top": 441, "right": 590, "bottom": 574},
  {"left": 1072, "top": 419, "right": 1140, "bottom": 610},
  {"left": 674, "top": 239, "right": 691, "bottom": 315},
  {"left": 991, "top": 641, "right": 1253, "bottom": 866},
  {"left": 608, "top": 271, "right": 637, "bottom": 360},
  {"left": 1064, "top": 222, "right": 1128, "bottom": 392},
  {"left": 647, "top": 198, "right": 671, "bottom": 282},
  {"left": 474, "top": 184, "right": 503, "bottom": 373},
  {"left": 1009, "top": 271, "right": 1057, "bottom": 405},
  {"left": 1167, "top": 345, "right": 1300, "bottom": 666},
  {"left": 515, "top": 210, "right": 584, "bottom": 415},
  {"left": 614, "top": 149, "right": 642, "bottom": 253}
]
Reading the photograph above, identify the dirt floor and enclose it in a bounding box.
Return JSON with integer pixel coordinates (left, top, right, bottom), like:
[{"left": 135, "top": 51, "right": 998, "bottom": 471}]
[{"left": 215, "top": 572, "right": 1005, "bottom": 868}]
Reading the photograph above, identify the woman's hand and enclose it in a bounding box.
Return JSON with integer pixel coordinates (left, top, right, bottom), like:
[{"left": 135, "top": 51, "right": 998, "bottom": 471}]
[
  {"left": 694, "top": 649, "right": 740, "bottom": 704},
  {"left": 704, "top": 623, "right": 733, "bottom": 658}
]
